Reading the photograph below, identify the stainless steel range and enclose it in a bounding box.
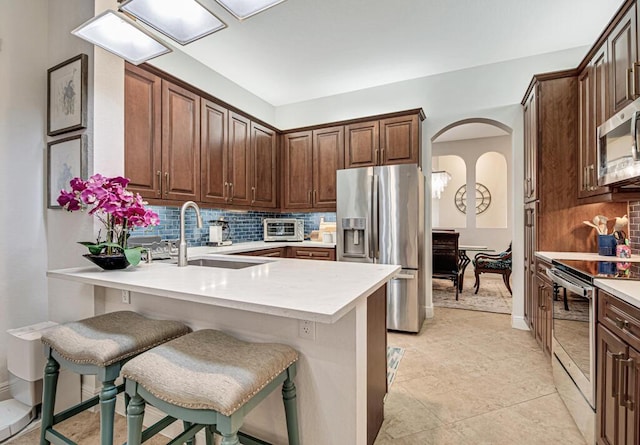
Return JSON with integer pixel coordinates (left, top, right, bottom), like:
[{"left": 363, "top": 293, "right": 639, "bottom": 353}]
[{"left": 547, "top": 259, "right": 640, "bottom": 445}]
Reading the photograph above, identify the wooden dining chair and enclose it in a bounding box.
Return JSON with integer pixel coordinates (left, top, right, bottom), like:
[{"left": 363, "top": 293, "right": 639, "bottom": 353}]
[
  {"left": 432, "top": 231, "right": 462, "bottom": 300},
  {"left": 472, "top": 242, "right": 512, "bottom": 295}
]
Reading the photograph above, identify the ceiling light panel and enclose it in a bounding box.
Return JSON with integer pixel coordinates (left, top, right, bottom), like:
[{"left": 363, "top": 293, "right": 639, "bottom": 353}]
[
  {"left": 214, "top": 0, "right": 286, "bottom": 20},
  {"left": 72, "top": 10, "right": 171, "bottom": 65},
  {"left": 120, "top": 0, "right": 226, "bottom": 45}
]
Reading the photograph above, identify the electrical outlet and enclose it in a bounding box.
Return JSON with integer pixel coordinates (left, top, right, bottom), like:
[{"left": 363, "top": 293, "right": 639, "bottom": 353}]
[
  {"left": 121, "top": 290, "right": 130, "bottom": 304},
  {"left": 298, "top": 320, "right": 316, "bottom": 340}
]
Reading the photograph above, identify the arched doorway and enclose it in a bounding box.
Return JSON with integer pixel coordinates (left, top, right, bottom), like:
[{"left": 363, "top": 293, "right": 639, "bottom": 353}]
[{"left": 429, "top": 118, "right": 514, "bottom": 316}]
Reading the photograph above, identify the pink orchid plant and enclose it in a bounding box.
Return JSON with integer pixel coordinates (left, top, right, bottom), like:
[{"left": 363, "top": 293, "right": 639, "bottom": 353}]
[{"left": 57, "top": 174, "right": 159, "bottom": 266}]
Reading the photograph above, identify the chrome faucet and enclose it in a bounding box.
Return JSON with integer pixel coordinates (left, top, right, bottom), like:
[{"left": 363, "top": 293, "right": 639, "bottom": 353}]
[{"left": 178, "top": 201, "right": 202, "bottom": 267}]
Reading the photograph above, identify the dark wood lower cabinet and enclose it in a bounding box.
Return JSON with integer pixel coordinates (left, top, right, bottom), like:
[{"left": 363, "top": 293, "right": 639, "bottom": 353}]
[
  {"left": 597, "top": 289, "right": 640, "bottom": 445},
  {"left": 287, "top": 246, "right": 336, "bottom": 261},
  {"left": 367, "top": 284, "right": 387, "bottom": 445},
  {"left": 232, "top": 246, "right": 336, "bottom": 261}
]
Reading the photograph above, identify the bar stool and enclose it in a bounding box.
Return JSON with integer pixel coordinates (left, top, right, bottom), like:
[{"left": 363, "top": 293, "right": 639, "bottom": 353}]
[
  {"left": 39, "top": 311, "right": 191, "bottom": 445},
  {"left": 122, "top": 329, "right": 300, "bottom": 445}
]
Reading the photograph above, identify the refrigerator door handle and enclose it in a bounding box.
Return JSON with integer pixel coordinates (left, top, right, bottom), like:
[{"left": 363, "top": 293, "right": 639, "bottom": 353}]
[{"left": 372, "top": 174, "right": 379, "bottom": 260}]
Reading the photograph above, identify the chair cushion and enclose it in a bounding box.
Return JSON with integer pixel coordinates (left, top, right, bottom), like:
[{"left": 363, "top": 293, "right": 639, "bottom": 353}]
[
  {"left": 41, "top": 311, "right": 191, "bottom": 367},
  {"left": 475, "top": 258, "right": 512, "bottom": 270},
  {"left": 121, "top": 329, "right": 299, "bottom": 416}
]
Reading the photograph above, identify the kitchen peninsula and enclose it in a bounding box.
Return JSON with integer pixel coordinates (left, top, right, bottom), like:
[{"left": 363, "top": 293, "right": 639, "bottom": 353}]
[{"left": 47, "top": 252, "right": 399, "bottom": 445}]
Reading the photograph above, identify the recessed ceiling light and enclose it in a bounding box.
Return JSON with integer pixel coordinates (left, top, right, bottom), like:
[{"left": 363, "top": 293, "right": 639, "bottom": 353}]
[
  {"left": 120, "top": 0, "right": 226, "bottom": 45},
  {"left": 214, "top": 0, "right": 286, "bottom": 21},
  {"left": 71, "top": 10, "right": 171, "bottom": 65}
]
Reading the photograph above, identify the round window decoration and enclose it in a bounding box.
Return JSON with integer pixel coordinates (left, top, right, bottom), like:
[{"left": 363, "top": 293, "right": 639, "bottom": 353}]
[{"left": 454, "top": 183, "right": 491, "bottom": 215}]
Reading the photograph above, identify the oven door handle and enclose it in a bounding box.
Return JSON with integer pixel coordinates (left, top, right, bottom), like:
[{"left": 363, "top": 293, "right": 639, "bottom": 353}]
[{"left": 546, "top": 268, "right": 593, "bottom": 298}]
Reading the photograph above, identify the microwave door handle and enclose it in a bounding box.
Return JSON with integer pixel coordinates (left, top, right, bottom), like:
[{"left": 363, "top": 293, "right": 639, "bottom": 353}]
[{"left": 633, "top": 110, "right": 640, "bottom": 161}]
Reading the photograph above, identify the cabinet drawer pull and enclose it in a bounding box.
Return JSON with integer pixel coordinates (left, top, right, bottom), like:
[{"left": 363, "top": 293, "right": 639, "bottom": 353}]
[
  {"left": 229, "top": 183, "right": 234, "bottom": 202},
  {"left": 224, "top": 182, "right": 229, "bottom": 201},
  {"left": 614, "top": 317, "right": 630, "bottom": 330},
  {"left": 611, "top": 351, "right": 625, "bottom": 399},
  {"left": 619, "top": 357, "right": 635, "bottom": 410},
  {"left": 156, "top": 171, "right": 162, "bottom": 195},
  {"left": 251, "top": 186, "right": 256, "bottom": 204},
  {"left": 164, "top": 172, "right": 169, "bottom": 196}
]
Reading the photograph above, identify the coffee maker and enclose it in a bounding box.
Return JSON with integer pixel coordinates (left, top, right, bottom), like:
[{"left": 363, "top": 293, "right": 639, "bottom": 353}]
[{"left": 208, "top": 219, "right": 231, "bottom": 246}]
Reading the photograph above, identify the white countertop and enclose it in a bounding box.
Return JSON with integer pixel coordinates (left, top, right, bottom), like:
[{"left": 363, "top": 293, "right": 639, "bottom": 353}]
[
  {"left": 47, "top": 250, "right": 398, "bottom": 324},
  {"left": 593, "top": 279, "right": 640, "bottom": 309}
]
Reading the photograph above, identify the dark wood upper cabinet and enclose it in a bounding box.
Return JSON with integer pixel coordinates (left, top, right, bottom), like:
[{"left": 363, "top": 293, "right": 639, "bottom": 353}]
[
  {"left": 345, "top": 121, "right": 379, "bottom": 168},
  {"left": 228, "top": 112, "right": 251, "bottom": 206},
  {"left": 380, "top": 114, "right": 420, "bottom": 165},
  {"left": 609, "top": 3, "right": 638, "bottom": 114},
  {"left": 282, "top": 131, "right": 313, "bottom": 209},
  {"left": 251, "top": 122, "right": 277, "bottom": 208},
  {"left": 200, "top": 99, "right": 228, "bottom": 205},
  {"left": 523, "top": 87, "right": 538, "bottom": 203},
  {"left": 124, "top": 64, "right": 162, "bottom": 199},
  {"left": 282, "top": 126, "right": 344, "bottom": 211},
  {"left": 313, "top": 126, "right": 344, "bottom": 209},
  {"left": 579, "top": 44, "right": 612, "bottom": 200},
  {"left": 161, "top": 80, "right": 200, "bottom": 201}
]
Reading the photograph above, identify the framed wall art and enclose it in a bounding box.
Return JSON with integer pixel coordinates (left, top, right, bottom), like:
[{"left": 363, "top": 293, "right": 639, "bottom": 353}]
[
  {"left": 47, "top": 53, "right": 88, "bottom": 136},
  {"left": 47, "top": 135, "right": 88, "bottom": 209}
]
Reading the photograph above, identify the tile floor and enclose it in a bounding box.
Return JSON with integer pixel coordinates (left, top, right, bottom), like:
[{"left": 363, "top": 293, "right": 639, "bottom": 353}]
[{"left": 374, "top": 307, "right": 588, "bottom": 445}]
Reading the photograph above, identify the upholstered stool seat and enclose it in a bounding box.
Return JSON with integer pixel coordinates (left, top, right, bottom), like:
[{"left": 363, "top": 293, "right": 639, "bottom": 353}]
[
  {"left": 473, "top": 243, "right": 513, "bottom": 295},
  {"left": 39, "top": 311, "right": 191, "bottom": 445},
  {"left": 123, "top": 329, "right": 300, "bottom": 445}
]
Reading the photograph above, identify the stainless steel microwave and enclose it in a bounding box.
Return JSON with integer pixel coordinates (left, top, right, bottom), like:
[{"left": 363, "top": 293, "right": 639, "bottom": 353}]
[
  {"left": 263, "top": 218, "right": 304, "bottom": 242},
  {"left": 597, "top": 97, "right": 640, "bottom": 186}
]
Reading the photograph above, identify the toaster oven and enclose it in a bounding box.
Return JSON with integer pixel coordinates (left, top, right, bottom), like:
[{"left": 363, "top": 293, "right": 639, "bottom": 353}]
[{"left": 263, "top": 218, "right": 304, "bottom": 242}]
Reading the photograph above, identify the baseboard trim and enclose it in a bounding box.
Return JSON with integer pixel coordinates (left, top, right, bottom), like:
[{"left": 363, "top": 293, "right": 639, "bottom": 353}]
[
  {"left": 511, "top": 315, "right": 529, "bottom": 331},
  {"left": 0, "top": 380, "right": 10, "bottom": 401},
  {"left": 425, "top": 305, "right": 434, "bottom": 319}
]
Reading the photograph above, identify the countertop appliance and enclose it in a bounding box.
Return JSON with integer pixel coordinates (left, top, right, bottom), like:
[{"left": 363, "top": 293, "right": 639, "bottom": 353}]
[
  {"left": 544, "top": 258, "right": 639, "bottom": 445},
  {"left": 208, "top": 220, "right": 231, "bottom": 246},
  {"left": 263, "top": 218, "right": 304, "bottom": 242},
  {"left": 597, "top": 96, "right": 640, "bottom": 186},
  {"left": 337, "top": 164, "right": 425, "bottom": 333}
]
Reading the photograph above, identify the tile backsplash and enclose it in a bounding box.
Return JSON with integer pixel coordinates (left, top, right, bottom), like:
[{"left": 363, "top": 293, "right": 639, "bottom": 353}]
[
  {"left": 130, "top": 206, "right": 336, "bottom": 246},
  {"left": 630, "top": 200, "right": 640, "bottom": 255}
]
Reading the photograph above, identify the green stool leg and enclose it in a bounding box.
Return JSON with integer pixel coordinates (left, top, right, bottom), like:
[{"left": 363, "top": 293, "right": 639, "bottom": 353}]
[
  {"left": 205, "top": 425, "right": 215, "bottom": 445},
  {"left": 99, "top": 379, "right": 117, "bottom": 445},
  {"left": 126, "top": 392, "right": 145, "bottom": 445},
  {"left": 282, "top": 374, "right": 300, "bottom": 445},
  {"left": 183, "top": 421, "right": 194, "bottom": 445},
  {"left": 220, "top": 432, "right": 240, "bottom": 445},
  {"left": 40, "top": 357, "right": 60, "bottom": 445}
]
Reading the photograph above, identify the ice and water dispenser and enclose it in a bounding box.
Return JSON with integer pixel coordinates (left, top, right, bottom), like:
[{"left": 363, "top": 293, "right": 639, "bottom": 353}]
[{"left": 341, "top": 217, "right": 367, "bottom": 258}]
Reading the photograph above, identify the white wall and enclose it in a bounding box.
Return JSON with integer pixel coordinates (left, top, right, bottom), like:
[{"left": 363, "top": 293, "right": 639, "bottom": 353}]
[
  {"left": 433, "top": 155, "right": 467, "bottom": 228},
  {"left": 0, "top": 0, "right": 49, "bottom": 397}
]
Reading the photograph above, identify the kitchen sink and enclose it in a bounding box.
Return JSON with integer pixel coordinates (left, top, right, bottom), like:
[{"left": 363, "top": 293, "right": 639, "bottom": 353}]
[{"left": 186, "top": 257, "right": 271, "bottom": 269}]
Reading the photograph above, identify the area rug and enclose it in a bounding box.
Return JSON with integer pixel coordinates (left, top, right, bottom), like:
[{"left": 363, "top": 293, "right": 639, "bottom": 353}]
[
  {"left": 387, "top": 346, "right": 404, "bottom": 388},
  {"left": 432, "top": 271, "right": 512, "bottom": 314}
]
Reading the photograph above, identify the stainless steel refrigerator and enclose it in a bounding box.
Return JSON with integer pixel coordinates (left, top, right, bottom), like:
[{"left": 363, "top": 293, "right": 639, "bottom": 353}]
[{"left": 337, "top": 164, "right": 425, "bottom": 333}]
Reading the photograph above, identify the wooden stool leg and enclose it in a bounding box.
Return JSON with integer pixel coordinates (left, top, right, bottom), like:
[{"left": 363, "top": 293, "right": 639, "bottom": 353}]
[
  {"left": 40, "top": 356, "right": 59, "bottom": 445},
  {"left": 282, "top": 372, "right": 300, "bottom": 445},
  {"left": 219, "top": 432, "right": 240, "bottom": 445},
  {"left": 99, "top": 379, "right": 117, "bottom": 445},
  {"left": 126, "top": 391, "right": 145, "bottom": 445}
]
